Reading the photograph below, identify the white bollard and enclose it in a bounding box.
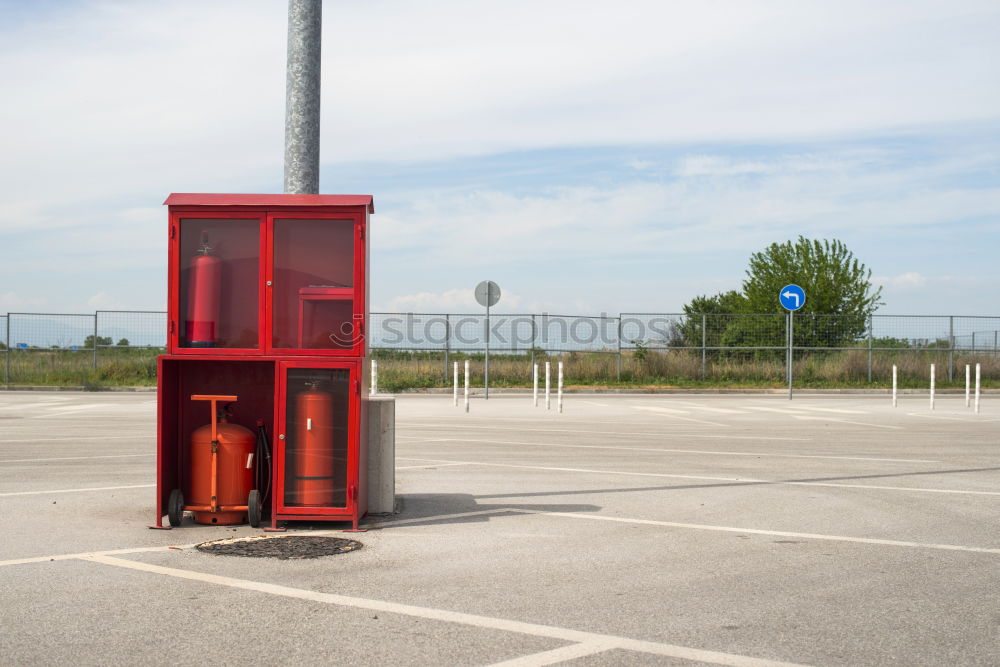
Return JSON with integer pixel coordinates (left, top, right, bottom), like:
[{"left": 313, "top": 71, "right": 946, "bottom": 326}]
[
  {"left": 533, "top": 363, "right": 539, "bottom": 407},
  {"left": 464, "top": 359, "right": 470, "bottom": 413},
  {"left": 371, "top": 359, "right": 378, "bottom": 395},
  {"left": 975, "top": 363, "right": 981, "bottom": 414},
  {"left": 557, "top": 361, "right": 564, "bottom": 414},
  {"left": 892, "top": 364, "right": 897, "bottom": 408},
  {"left": 929, "top": 363, "right": 935, "bottom": 410},
  {"left": 545, "top": 361, "right": 551, "bottom": 410},
  {"left": 965, "top": 364, "right": 971, "bottom": 408},
  {"left": 453, "top": 361, "right": 458, "bottom": 407}
]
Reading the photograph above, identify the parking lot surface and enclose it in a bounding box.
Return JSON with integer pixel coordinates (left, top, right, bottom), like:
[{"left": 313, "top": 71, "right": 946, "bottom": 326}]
[{"left": 1, "top": 391, "right": 997, "bottom": 665}]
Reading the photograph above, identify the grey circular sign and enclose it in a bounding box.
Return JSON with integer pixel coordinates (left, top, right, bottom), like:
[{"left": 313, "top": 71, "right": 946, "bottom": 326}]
[{"left": 475, "top": 280, "right": 501, "bottom": 307}]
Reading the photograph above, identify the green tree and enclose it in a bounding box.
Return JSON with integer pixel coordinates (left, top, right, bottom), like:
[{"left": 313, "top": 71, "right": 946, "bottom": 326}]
[
  {"left": 682, "top": 237, "right": 883, "bottom": 349},
  {"left": 117, "top": 338, "right": 130, "bottom": 347},
  {"left": 84, "top": 335, "right": 113, "bottom": 348}
]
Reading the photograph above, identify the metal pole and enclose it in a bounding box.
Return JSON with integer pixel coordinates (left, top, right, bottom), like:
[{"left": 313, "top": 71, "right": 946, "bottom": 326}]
[
  {"left": 974, "top": 363, "right": 981, "bottom": 414},
  {"left": 528, "top": 314, "right": 535, "bottom": 384},
  {"left": 545, "top": 361, "right": 551, "bottom": 410},
  {"left": 948, "top": 316, "right": 954, "bottom": 382},
  {"left": 4, "top": 315, "right": 9, "bottom": 384},
  {"left": 533, "top": 363, "right": 539, "bottom": 407},
  {"left": 557, "top": 361, "right": 564, "bottom": 413},
  {"left": 92, "top": 313, "right": 98, "bottom": 370},
  {"left": 284, "top": 0, "right": 322, "bottom": 194},
  {"left": 930, "top": 363, "right": 935, "bottom": 410},
  {"left": 484, "top": 303, "right": 490, "bottom": 400},
  {"left": 701, "top": 313, "right": 707, "bottom": 380},
  {"left": 464, "top": 359, "right": 470, "bottom": 413},
  {"left": 867, "top": 314, "right": 873, "bottom": 383},
  {"left": 965, "top": 364, "right": 971, "bottom": 408},
  {"left": 371, "top": 359, "right": 378, "bottom": 394},
  {"left": 453, "top": 361, "right": 458, "bottom": 407},
  {"left": 616, "top": 316, "right": 622, "bottom": 381},
  {"left": 892, "top": 364, "right": 897, "bottom": 408},
  {"left": 444, "top": 314, "right": 450, "bottom": 385},
  {"left": 787, "top": 311, "right": 794, "bottom": 400}
]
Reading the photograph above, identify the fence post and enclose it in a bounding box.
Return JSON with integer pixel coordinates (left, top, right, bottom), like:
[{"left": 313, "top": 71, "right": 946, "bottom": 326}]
[
  {"left": 701, "top": 313, "right": 707, "bottom": 380},
  {"left": 616, "top": 316, "right": 622, "bottom": 381},
  {"left": 444, "top": 314, "right": 450, "bottom": 385},
  {"left": 948, "top": 316, "right": 954, "bottom": 382},
  {"left": 92, "top": 313, "right": 99, "bottom": 370},
  {"left": 4, "top": 314, "right": 9, "bottom": 384},
  {"left": 531, "top": 314, "right": 537, "bottom": 374},
  {"left": 867, "top": 314, "right": 873, "bottom": 383}
]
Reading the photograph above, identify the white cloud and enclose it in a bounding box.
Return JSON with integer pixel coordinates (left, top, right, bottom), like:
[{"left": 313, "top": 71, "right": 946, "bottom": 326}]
[{"left": 877, "top": 272, "right": 928, "bottom": 289}]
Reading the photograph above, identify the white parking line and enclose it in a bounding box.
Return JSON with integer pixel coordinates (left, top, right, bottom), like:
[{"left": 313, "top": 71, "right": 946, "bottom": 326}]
[
  {"left": 792, "top": 415, "right": 902, "bottom": 430},
  {"left": 396, "top": 457, "right": 1000, "bottom": 497},
  {"left": 487, "top": 641, "right": 615, "bottom": 666},
  {"left": 81, "top": 554, "right": 805, "bottom": 667},
  {"left": 396, "top": 462, "right": 473, "bottom": 470},
  {"left": 0, "top": 454, "right": 153, "bottom": 464},
  {"left": 0, "top": 435, "right": 152, "bottom": 443},
  {"left": 404, "top": 424, "right": 808, "bottom": 441},
  {"left": 519, "top": 510, "right": 1000, "bottom": 556},
  {"left": 0, "top": 483, "right": 155, "bottom": 497},
  {"left": 630, "top": 406, "right": 729, "bottom": 426},
  {"left": 413, "top": 437, "right": 939, "bottom": 463}
]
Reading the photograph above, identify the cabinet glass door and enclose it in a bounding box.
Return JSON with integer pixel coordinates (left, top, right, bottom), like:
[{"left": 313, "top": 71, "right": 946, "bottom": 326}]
[
  {"left": 271, "top": 218, "right": 357, "bottom": 352},
  {"left": 177, "top": 219, "right": 261, "bottom": 349},
  {"left": 281, "top": 366, "right": 351, "bottom": 510}
]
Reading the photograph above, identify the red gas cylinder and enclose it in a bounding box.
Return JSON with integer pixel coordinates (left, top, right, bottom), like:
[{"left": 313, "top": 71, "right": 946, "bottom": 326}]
[
  {"left": 189, "top": 400, "right": 254, "bottom": 525},
  {"left": 186, "top": 233, "right": 221, "bottom": 347},
  {"left": 291, "top": 383, "right": 335, "bottom": 506}
]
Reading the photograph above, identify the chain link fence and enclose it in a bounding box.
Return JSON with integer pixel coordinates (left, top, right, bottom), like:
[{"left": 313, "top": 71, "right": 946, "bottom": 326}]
[{"left": 3, "top": 310, "right": 999, "bottom": 387}]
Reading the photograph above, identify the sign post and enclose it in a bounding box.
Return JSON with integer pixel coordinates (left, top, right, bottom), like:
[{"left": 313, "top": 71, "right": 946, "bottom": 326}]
[
  {"left": 779, "top": 284, "right": 805, "bottom": 400},
  {"left": 475, "top": 280, "right": 501, "bottom": 400}
]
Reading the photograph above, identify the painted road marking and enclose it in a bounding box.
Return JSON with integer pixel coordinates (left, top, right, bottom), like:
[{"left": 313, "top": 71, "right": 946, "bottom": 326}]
[
  {"left": 517, "top": 510, "right": 1000, "bottom": 556},
  {"left": 0, "top": 483, "right": 155, "bottom": 497},
  {"left": 406, "top": 423, "right": 808, "bottom": 441},
  {"left": 792, "top": 415, "right": 902, "bottom": 430},
  {"left": 0, "top": 453, "right": 152, "bottom": 464},
  {"left": 630, "top": 406, "right": 729, "bottom": 426},
  {"left": 0, "top": 435, "right": 152, "bottom": 443},
  {"left": 81, "top": 554, "right": 805, "bottom": 667},
  {"left": 396, "top": 462, "right": 473, "bottom": 470},
  {"left": 412, "top": 437, "right": 939, "bottom": 463},
  {"left": 396, "top": 457, "right": 1000, "bottom": 497},
  {"left": 656, "top": 401, "right": 749, "bottom": 415},
  {"left": 487, "top": 641, "right": 616, "bottom": 666}
]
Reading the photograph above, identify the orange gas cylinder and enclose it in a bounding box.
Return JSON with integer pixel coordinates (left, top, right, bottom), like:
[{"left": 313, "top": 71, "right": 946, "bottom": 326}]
[
  {"left": 291, "top": 382, "right": 335, "bottom": 505},
  {"left": 189, "top": 398, "right": 254, "bottom": 524}
]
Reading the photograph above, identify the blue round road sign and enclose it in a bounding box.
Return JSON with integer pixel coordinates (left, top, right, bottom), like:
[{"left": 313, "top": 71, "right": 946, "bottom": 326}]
[{"left": 779, "top": 284, "right": 806, "bottom": 311}]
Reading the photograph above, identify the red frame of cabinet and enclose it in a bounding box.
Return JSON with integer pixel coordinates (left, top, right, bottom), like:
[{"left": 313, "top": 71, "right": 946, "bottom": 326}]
[{"left": 165, "top": 193, "right": 371, "bottom": 357}]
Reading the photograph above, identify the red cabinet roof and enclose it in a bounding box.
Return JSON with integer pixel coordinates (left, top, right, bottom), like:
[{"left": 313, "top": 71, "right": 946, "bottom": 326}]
[{"left": 164, "top": 193, "right": 374, "bottom": 212}]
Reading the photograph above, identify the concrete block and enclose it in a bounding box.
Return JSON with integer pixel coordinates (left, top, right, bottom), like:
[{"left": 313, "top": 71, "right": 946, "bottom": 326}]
[{"left": 367, "top": 394, "right": 395, "bottom": 514}]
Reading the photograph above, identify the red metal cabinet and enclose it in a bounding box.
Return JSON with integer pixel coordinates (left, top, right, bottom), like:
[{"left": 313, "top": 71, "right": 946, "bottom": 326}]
[
  {"left": 156, "top": 193, "right": 372, "bottom": 531},
  {"left": 165, "top": 193, "right": 371, "bottom": 357},
  {"left": 273, "top": 360, "right": 368, "bottom": 526}
]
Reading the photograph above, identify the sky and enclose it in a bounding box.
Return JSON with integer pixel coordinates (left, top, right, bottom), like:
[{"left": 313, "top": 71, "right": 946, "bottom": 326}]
[{"left": 1, "top": 0, "right": 998, "bottom": 317}]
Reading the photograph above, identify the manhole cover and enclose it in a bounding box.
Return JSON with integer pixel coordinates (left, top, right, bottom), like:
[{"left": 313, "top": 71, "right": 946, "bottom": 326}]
[{"left": 196, "top": 535, "right": 363, "bottom": 559}]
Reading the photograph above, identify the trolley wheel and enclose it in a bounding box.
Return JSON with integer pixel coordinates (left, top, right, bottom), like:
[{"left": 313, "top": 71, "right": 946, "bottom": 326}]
[
  {"left": 168, "top": 489, "right": 184, "bottom": 528},
  {"left": 248, "top": 489, "right": 262, "bottom": 528}
]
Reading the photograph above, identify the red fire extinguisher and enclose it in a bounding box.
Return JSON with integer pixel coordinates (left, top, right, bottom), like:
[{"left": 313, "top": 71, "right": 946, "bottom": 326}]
[
  {"left": 290, "top": 382, "right": 335, "bottom": 506},
  {"left": 186, "top": 231, "right": 220, "bottom": 347},
  {"left": 168, "top": 395, "right": 263, "bottom": 527}
]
